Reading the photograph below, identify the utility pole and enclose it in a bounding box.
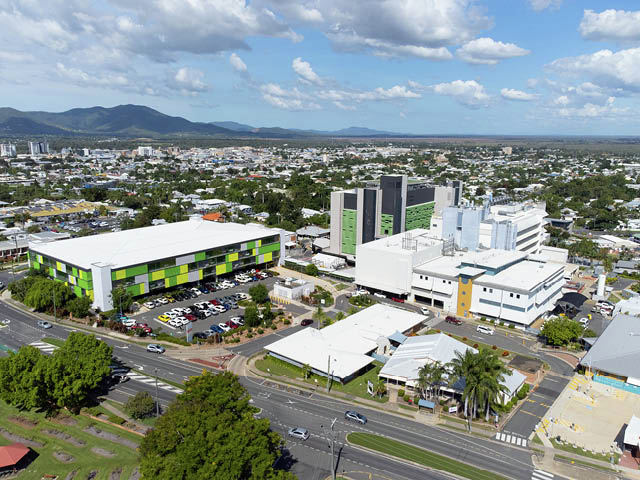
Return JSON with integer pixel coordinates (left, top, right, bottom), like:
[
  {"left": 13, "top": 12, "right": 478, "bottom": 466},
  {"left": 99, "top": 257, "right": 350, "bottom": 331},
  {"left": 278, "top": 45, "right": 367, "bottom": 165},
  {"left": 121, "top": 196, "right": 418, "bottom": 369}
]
[
  {"left": 155, "top": 368, "right": 160, "bottom": 417},
  {"left": 52, "top": 291, "right": 56, "bottom": 322},
  {"left": 11, "top": 235, "right": 18, "bottom": 283},
  {"left": 326, "top": 354, "right": 331, "bottom": 393},
  {"left": 330, "top": 417, "right": 336, "bottom": 480}
]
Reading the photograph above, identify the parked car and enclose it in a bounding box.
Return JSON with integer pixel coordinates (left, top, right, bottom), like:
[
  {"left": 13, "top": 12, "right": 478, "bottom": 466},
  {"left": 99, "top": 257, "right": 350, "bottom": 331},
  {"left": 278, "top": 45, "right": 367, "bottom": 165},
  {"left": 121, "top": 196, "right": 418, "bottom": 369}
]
[
  {"left": 209, "top": 325, "right": 224, "bottom": 334},
  {"left": 301, "top": 319, "right": 313, "bottom": 326},
  {"left": 420, "top": 307, "right": 430, "bottom": 315},
  {"left": 476, "top": 325, "right": 495, "bottom": 335},
  {"left": 373, "top": 292, "right": 386, "bottom": 299},
  {"left": 37, "top": 320, "right": 52, "bottom": 329},
  {"left": 344, "top": 411, "right": 367, "bottom": 424},
  {"left": 578, "top": 317, "right": 590, "bottom": 326},
  {"left": 288, "top": 427, "right": 310, "bottom": 441},
  {"left": 445, "top": 316, "right": 463, "bottom": 325},
  {"left": 157, "top": 314, "right": 170, "bottom": 322},
  {"left": 146, "top": 344, "right": 165, "bottom": 354},
  {"left": 218, "top": 323, "right": 231, "bottom": 332},
  {"left": 143, "top": 301, "right": 155, "bottom": 309},
  {"left": 193, "top": 332, "right": 209, "bottom": 340}
]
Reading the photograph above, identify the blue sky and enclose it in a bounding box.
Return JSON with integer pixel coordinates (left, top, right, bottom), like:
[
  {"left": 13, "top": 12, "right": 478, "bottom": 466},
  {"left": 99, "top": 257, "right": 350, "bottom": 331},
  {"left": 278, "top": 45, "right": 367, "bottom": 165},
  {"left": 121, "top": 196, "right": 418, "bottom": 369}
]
[{"left": 1, "top": 0, "right": 640, "bottom": 134}]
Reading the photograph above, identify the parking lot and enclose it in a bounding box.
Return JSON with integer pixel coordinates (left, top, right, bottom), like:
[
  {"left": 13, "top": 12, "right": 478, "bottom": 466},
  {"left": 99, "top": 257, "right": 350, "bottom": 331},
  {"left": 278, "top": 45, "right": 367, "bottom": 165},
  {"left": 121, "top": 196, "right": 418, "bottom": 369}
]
[{"left": 132, "top": 275, "right": 279, "bottom": 335}]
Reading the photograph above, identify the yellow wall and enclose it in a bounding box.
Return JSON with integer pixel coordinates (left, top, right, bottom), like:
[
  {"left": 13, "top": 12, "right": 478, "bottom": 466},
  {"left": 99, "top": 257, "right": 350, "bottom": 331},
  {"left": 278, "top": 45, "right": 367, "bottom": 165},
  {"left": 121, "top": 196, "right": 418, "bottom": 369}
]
[{"left": 456, "top": 277, "right": 473, "bottom": 318}]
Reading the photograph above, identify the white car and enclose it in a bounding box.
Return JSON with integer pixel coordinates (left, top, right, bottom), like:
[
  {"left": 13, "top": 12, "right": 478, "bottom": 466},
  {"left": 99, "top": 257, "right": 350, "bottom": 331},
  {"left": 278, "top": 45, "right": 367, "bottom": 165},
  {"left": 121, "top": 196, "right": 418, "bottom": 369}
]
[
  {"left": 218, "top": 323, "right": 231, "bottom": 332},
  {"left": 122, "top": 318, "right": 136, "bottom": 327},
  {"left": 288, "top": 427, "right": 310, "bottom": 441},
  {"left": 156, "top": 297, "right": 169, "bottom": 305},
  {"left": 476, "top": 325, "right": 495, "bottom": 335},
  {"left": 420, "top": 307, "right": 430, "bottom": 315},
  {"left": 166, "top": 311, "right": 180, "bottom": 319},
  {"left": 373, "top": 292, "right": 386, "bottom": 299},
  {"left": 143, "top": 302, "right": 155, "bottom": 309},
  {"left": 214, "top": 305, "right": 227, "bottom": 313},
  {"left": 237, "top": 293, "right": 249, "bottom": 300},
  {"left": 190, "top": 288, "right": 202, "bottom": 296},
  {"left": 169, "top": 318, "right": 182, "bottom": 327},
  {"left": 578, "top": 317, "right": 590, "bottom": 326}
]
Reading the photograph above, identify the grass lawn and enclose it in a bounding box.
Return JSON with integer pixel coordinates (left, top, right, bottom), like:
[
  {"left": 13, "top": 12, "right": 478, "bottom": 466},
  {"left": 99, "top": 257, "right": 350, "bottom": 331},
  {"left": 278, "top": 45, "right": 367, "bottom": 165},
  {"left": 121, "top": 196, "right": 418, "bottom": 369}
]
[
  {"left": 608, "top": 293, "right": 621, "bottom": 304},
  {"left": 255, "top": 355, "right": 389, "bottom": 403},
  {"left": 550, "top": 438, "right": 620, "bottom": 464},
  {"left": 334, "top": 283, "right": 350, "bottom": 291},
  {"left": 42, "top": 337, "right": 65, "bottom": 348},
  {"left": 554, "top": 454, "right": 616, "bottom": 472},
  {"left": 347, "top": 432, "right": 508, "bottom": 480},
  {"left": 0, "top": 400, "right": 141, "bottom": 479}
]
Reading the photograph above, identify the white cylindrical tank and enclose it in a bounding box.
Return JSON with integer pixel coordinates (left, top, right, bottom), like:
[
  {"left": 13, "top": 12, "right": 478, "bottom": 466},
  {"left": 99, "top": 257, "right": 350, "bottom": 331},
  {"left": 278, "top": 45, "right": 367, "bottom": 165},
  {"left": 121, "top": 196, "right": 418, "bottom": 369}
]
[{"left": 597, "top": 274, "right": 606, "bottom": 297}]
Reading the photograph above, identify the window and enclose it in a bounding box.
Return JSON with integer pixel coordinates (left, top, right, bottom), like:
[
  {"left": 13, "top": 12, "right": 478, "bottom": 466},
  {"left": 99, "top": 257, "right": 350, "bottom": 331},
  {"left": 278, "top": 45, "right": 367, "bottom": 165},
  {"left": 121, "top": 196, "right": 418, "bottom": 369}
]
[
  {"left": 509, "top": 293, "right": 514, "bottom": 298},
  {"left": 490, "top": 288, "right": 493, "bottom": 293},
  {"left": 516, "top": 294, "right": 520, "bottom": 299},
  {"left": 462, "top": 291, "right": 466, "bottom": 295},
  {"left": 461, "top": 302, "right": 465, "bottom": 307},
  {"left": 483, "top": 287, "right": 487, "bottom": 292}
]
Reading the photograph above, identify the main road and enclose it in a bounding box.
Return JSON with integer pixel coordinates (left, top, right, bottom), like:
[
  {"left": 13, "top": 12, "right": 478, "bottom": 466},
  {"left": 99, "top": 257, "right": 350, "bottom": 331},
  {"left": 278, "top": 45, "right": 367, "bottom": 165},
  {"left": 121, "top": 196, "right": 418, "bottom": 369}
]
[{"left": 0, "top": 298, "right": 562, "bottom": 480}]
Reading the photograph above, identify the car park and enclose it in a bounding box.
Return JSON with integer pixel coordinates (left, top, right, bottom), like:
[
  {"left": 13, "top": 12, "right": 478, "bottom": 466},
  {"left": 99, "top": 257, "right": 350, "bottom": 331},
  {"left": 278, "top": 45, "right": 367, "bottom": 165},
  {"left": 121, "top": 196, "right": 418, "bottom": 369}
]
[
  {"left": 476, "top": 325, "right": 495, "bottom": 335},
  {"left": 445, "top": 316, "right": 463, "bottom": 325},
  {"left": 157, "top": 315, "right": 170, "bottom": 322},
  {"left": 344, "top": 411, "right": 367, "bottom": 424},
  {"left": 146, "top": 344, "right": 165, "bottom": 354},
  {"left": 37, "top": 320, "right": 52, "bottom": 329},
  {"left": 288, "top": 427, "right": 310, "bottom": 441}
]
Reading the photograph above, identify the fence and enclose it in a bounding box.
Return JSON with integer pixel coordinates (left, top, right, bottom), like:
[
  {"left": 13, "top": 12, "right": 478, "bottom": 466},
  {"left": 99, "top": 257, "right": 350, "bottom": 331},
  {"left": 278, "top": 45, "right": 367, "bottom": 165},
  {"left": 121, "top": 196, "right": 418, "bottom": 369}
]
[{"left": 594, "top": 374, "right": 640, "bottom": 395}]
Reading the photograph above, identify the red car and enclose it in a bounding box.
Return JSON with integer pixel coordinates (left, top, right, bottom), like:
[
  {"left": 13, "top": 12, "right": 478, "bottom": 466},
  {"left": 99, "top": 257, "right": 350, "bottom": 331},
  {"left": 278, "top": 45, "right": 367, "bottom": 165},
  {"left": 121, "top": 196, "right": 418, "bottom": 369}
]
[
  {"left": 445, "top": 316, "right": 463, "bottom": 325},
  {"left": 391, "top": 297, "right": 405, "bottom": 303},
  {"left": 226, "top": 320, "right": 239, "bottom": 329},
  {"left": 209, "top": 299, "right": 220, "bottom": 305},
  {"left": 131, "top": 324, "right": 152, "bottom": 333},
  {"left": 184, "top": 314, "right": 196, "bottom": 322}
]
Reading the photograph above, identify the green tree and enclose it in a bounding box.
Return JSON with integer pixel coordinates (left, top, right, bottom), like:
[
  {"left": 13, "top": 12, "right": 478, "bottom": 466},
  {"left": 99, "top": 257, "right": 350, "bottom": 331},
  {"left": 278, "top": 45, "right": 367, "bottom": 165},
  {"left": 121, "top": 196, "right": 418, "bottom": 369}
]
[
  {"left": 110, "top": 286, "right": 133, "bottom": 313},
  {"left": 448, "top": 349, "right": 477, "bottom": 417},
  {"left": 474, "top": 350, "right": 509, "bottom": 421},
  {"left": 45, "top": 332, "right": 112, "bottom": 412},
  {"left": 125, "top": 391, "right": 156, "bottom": 419},
  {"left": 244, "top": 306, "right": 261, "bottom": 328},
  {"left": 249, "top": 283, "right": 269, "bottom": 304},
  {"left": 304, "top": 264, "right": 319, "bottom": 277},
  {"left": 23, "top": 277, "right": 72, "bottom": 312},
  {"left": 66, "top": 296, "right": 92, "bottom": 318},
  {"left": 540, "top": 317, "right": 584, "bottom": 346},
  {"left": 301, "top": 363, "right": 311, "bottom": 380},
  {"left": 139, "top": 372, "right": 295, "bottom": 480},
  {"left": 262, "top": 303, "right": 274, "bottom": 324},
  {"left": 374, "top": 379, "right": 387, "bottom": 398},
  {"left": 0, "top": 346, "right": 49, "bottom": 411}
]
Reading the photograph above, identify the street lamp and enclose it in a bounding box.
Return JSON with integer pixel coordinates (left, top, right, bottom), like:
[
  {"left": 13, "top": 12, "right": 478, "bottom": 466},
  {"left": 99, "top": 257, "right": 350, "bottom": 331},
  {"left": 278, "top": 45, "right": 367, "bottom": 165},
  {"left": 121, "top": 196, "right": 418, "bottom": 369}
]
[
  {"left": 321, "top": 418, "right": 337, "bottom": 480},
  {"left": 155, "top": 368, "right": 160, "bottom": 417}
]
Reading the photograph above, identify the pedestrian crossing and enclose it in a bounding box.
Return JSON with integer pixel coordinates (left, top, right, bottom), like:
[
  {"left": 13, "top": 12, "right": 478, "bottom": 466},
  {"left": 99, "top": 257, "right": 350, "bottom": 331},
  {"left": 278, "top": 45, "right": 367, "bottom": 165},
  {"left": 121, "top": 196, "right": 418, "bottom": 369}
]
[
  {"left": 532, "top": 468, "right": 554, "bottom": 480},
  {"left": 568, "top": 375, "right": 588, "bottom": 392},
  {"left": 29, "top": 341, "right": 58, "bottom": 355},
  {"left": 494, "top": 431, "right": 528, "bottom": 447},
  {"left": 126, "top": 372, "right": 184, "bottom": 394}
]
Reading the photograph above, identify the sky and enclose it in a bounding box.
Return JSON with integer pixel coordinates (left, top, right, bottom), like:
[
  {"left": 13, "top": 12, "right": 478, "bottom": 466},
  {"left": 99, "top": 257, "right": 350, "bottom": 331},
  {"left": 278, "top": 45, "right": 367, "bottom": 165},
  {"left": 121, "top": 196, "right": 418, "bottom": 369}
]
[{"left": 1, "top": 0, "right": 640, "bottom": 135}]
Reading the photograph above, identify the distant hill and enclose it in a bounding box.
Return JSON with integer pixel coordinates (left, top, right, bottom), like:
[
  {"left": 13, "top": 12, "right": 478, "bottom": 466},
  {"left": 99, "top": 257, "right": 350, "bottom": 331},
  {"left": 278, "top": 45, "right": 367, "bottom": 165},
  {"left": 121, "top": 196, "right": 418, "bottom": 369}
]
[{"left": 0, "top": 104, "right": 409, "bottom": 138}]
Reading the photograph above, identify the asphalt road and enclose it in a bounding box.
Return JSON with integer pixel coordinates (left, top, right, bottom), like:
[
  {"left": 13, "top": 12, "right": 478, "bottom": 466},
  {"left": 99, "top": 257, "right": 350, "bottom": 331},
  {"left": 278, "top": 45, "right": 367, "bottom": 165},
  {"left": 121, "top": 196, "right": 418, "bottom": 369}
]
[{"left": 0, "top": 297, "right": 557, "bottom": 480}]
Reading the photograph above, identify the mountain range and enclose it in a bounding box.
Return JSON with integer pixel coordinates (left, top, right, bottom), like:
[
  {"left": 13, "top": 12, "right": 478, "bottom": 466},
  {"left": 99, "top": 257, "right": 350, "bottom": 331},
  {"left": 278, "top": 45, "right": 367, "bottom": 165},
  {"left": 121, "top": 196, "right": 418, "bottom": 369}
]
[{"left": 0, "top": 104, "right": 403, "bottom": 138}]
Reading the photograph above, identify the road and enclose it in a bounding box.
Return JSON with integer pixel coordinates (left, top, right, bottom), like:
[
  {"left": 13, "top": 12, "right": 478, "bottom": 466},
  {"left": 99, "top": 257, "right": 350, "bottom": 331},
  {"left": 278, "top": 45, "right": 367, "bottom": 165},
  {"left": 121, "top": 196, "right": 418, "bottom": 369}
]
[{"left": 0, "top": 297, "right": 569, "bottom": 480}]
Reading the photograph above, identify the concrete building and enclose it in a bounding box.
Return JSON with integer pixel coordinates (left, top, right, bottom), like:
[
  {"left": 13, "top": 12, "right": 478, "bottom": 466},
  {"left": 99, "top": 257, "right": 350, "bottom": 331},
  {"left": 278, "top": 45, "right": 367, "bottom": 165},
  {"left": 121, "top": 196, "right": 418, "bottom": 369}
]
[
  {"left": 0, "top": 143, "right": 16, "bottom": 157},
  {"left": 28, "top": 218, "right": 284, "bottom": 311},
  {"left": 355, "top": 230, "right": 565, "bottom": 327},
  {"left": 272, "top": 278, "right": 314, "bottom": 300},
  {"left": 330, "top": 175, "right": 462, "bottom": 256},
  {"left": 436, "top": 201, "right": 548, "bottom": 255},
  {"left": 137, "top": 146, "right": 154, "bottom": 157},
  {"left": 28, "top": 141, "right": 49, "bottom": 156}
]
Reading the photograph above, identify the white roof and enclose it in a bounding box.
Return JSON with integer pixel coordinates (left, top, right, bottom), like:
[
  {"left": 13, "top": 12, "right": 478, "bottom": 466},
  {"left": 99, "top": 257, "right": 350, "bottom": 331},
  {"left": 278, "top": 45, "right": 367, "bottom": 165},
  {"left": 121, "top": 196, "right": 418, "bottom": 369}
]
[
  {"left": 29, "top": 218, "right": 280, "bottom": 270},
  {"left": 380, "top": 334, "right": 475, "bottom": 381},
  {"left": 625, "top": 415, "right": 640, "bottom": 447},
  {"left": 265, "top": 304, "right": 426, "bottom": 380}
]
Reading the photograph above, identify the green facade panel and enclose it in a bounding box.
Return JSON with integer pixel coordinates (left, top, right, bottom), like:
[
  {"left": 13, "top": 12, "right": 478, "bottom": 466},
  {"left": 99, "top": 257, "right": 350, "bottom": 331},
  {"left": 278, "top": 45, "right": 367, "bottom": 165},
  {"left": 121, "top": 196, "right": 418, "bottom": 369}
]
[
  {"left": 341, "top": 209, "right": 356, "bottom": 255},
  {"left": 126, "top": 264, "right": 148, "bottom": 277},
  {"left": 194, "top": 251, "right": 206, "bottom": 262},
  {"left": 380, "top": 213, "right": 394, "bottom": 236},
  {"left": 258, "top": 242, "right": 280, "bottom": 255},
  {"left": 165, "top": 266, "right": 181, "bottom": 277},
  {"left": 405, "top": 202, "right": 435, "bottom": 231}
]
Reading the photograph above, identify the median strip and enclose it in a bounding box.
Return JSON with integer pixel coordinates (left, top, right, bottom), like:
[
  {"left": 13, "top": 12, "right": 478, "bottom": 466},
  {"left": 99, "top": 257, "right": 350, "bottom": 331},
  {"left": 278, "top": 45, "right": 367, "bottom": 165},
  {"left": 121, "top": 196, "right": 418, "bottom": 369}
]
[{"left": 347, "top": 432, "right": 509, "bottom": 480}]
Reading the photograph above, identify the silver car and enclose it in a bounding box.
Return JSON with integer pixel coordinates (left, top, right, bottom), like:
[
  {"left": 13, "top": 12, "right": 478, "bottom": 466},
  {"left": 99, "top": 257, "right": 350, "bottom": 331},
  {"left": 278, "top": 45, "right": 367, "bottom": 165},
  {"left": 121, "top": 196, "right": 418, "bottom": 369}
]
[{"left": 288, "top": 427, "right": 310, "bottom": 441}]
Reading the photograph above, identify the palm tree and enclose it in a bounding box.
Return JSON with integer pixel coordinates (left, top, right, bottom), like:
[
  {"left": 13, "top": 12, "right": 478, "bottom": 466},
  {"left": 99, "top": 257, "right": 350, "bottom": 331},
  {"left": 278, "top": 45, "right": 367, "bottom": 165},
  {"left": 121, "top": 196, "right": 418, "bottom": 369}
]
[
  {"left": 375, "top": 379, "right": 387, "bottom": 398},
  {"left": 429, "top": 361, "right": 446, "bottom": 402},
  {"left": 301, "top": 363, "right": 311, "bottom": 380},
  {"left": 417, "top": 363, "right": 434, "bottom": 400},
  {"left": 476, "top": 350, "right": 510, "bottom": 421},
  {"left": 448, "top": 349, "right": 477, "bottom": 417}
]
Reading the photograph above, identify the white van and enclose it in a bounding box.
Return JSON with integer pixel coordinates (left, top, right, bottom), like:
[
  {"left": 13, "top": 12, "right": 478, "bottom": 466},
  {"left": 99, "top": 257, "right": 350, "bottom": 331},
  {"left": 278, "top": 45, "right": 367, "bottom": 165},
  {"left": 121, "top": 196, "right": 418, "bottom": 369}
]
[{"left": 476, "top": 325, "right": 495, "bottom": 335}]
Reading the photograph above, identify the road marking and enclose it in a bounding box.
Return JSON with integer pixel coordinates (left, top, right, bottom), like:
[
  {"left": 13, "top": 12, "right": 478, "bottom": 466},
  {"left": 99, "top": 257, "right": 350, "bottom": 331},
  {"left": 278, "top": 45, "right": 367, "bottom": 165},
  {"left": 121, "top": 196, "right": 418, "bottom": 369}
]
[
  {"left": 532, "top": 469, "right": 554, "bottom": 480},
  {"left": 127, "top": 372, "right": 183, "bottom": 394},
  {"left": 495, "top": 432, "right": 528, "bottom": 447},
  {"left": 29, "top": 341, "right": 58, "bottom": 354}
]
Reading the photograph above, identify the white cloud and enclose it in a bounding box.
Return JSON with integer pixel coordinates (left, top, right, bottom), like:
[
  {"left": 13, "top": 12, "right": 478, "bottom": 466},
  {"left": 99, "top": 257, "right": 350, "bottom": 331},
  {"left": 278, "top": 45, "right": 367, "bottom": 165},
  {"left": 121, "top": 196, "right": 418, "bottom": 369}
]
[
  {"left": 0, "top": 51, "right": 34, "bottom": 62},
  {"left": 456, "top": 37, "right": 530, "bottom": 65},
  {"left": 229, "top": 53, "right": 248, "bottom": 74},
  {"left": 169, "top": 67, "right": 209, "bottom": 94},
  {"left": 553, "top": 95, "right": 570, "bottom": 106},
  {"left": 317, "top": 85, "right": 421, "bottom": 102},
  {"left": 500, "top": 88, "right": 538, "bottom": 101},
  {"left": 529, "top": 0, "right": 562, "bottom": 12},
  {"left": 0, "top": 10, "right": 77, "bottom": 52},
  {"left": 55, "top": 62, "right": 130, "bottom": 88},
  {"left": 292, "top": 57, "right": 322, "bottom": 85},
  {"left": 260, "top": 82, "right": 320, "bottom": 110},
  {"left": 333, "top": 101, "right": 356, "bottom": 111},
  {"left": 554, "top": 97, "right": 629, "bottom": 118},
  {"left": 548, "top": 48, "right": 640, "bottom": 92},
  {"left": 580, "top": 9, "right": 640, "bottom": 42},
  {"left": 431, "top": 80, "right": 490, "bottom": 107}
]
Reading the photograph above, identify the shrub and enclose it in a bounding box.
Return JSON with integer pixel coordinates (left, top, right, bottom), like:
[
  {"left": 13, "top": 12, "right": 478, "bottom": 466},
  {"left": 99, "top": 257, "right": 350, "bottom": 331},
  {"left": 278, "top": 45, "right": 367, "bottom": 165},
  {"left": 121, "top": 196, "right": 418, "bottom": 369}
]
[
  {"left": 480, "top": 316, "right": 486, "bottom": 322},
  {"left": 398, "top": 389, "right": 405, "bottom": 398},
  {"left": 156, "top": 333, "right": 190, "bottom": 346},
  {"left": 125, "top": 391, "right": 156, "bottom": 419},
  {"left": 462, "top": 337, "right": 468, "bottom": 341},
  {"left": 246, "top": 333, "right": 253, "bottom": 339},
  {"left": 270, "top": 324, "right": 277, "bottom": 330},
  {"left": 492, "top": 345, "right": 498, "bottom": 350},
  {"left": 473, "top": 343, "right": 479, "bottom": 348},
  {"left": 516, "top": 384, "right": 530, "bottom": 400},
  {"left": 403, "top": 394, "right": 410, "bottom": 403},
  {"left": 107, "top": 414, "right": 126, "bottom": 425},
  {"left": 502, "top": 350, "right": 509, "bottom": 357},
  {"left": 283, "top": 319, "right": 291, "bottom": 325},
  {"left": 435, "top": 329, "right": 441, "bottom": 333},
  {"left": 234, "top": 337, "right": 241, "bottom": 343},
  {"left": 257, "top": 328, "right": 264, "bottom": 334},
  {"left": 508, "top": 324, "right": 515, "bottom": 329}
]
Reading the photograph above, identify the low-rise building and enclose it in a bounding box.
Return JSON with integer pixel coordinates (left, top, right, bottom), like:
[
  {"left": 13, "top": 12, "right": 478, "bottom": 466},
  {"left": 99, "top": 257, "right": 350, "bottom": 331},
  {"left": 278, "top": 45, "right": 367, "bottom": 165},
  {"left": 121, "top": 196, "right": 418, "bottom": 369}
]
[{"left": 272, "top": 278, "right": 314, "bottom": 300}]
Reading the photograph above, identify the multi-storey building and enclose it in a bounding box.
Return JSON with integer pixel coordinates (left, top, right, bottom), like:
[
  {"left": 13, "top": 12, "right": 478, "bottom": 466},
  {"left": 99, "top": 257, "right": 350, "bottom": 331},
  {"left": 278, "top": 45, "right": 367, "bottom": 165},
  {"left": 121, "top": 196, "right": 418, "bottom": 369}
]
[
  {"left": 28, "top": 141, "right": 49, "bottom": 155},
  {"left": 355, "top": 229, "right": 564, "bottom": 327},
  {"left": 28, "top": 218, "right": 284, "bottom": 311},
  {"left": 329, "top": 175, "right": 462, "bottom": 256},
  {"left": 0, "top": 143, "right": 16, "bottom": 157}
]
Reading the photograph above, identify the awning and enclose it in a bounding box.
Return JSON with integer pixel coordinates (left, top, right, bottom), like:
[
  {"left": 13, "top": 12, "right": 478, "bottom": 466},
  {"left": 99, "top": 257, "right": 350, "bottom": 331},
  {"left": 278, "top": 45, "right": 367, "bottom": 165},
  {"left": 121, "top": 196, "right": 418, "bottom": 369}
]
[
  {"left": 418, "top": 399, "right": 435, "bottom": 409},
  {"left": 285, "top": 241, "right": 297, "bottom": 247}
]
